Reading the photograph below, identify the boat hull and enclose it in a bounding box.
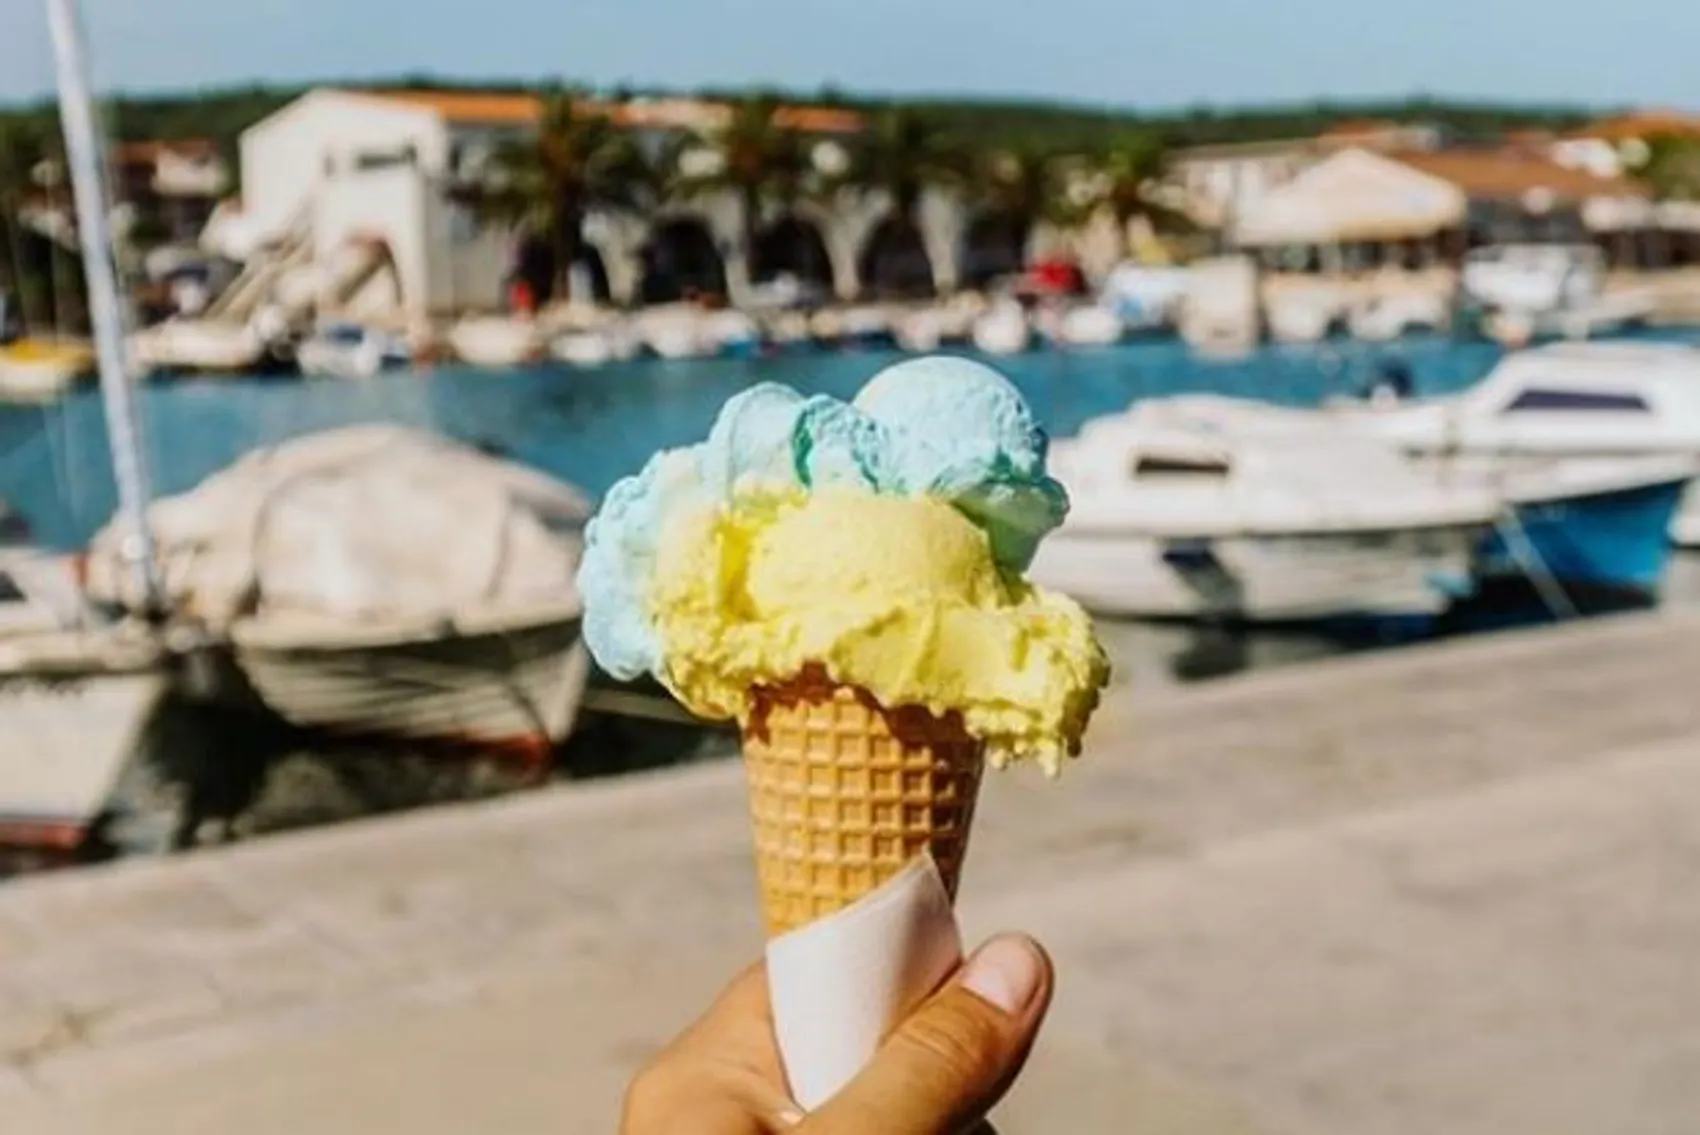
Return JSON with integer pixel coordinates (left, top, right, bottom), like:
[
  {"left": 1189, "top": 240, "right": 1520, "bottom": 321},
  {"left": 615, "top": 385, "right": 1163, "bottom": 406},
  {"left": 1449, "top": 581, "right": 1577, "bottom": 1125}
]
[
  {"left": 1029, "top": 523, "right": 1484, "bottom": 625},
  {"left": 0, "top": 353, "right": 91, "bottom": 402},
  {"left": 232, "top": 607, "right": 590, "bottom": 758},
  {"left": 0, "top": 670, "right": 162, "bottom": 850},
  {"left": 1475, "top": 477, "right": 1687, "bottom": 601}
]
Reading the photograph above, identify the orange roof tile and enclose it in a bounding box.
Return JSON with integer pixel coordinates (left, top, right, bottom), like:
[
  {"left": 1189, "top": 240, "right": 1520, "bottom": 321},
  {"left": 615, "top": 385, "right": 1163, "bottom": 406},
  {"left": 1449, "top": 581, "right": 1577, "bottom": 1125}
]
[
  {"left": 1570, "top": 110, "right": 1700, "bottom": 142},
  {"left": 362, "top": 88, "right": 861, "bottom": 134},
  {"left": 365, "top": 89, "right": 544, "bottom": 125},
  {"left": 111, "top": 138, "right": 219, "bottom": 164},
  {"left": 772, "top": 106, "right": 865, "bottom": 135},
  {"left": 1394, "top": 148, "right": 1649, "bottom": 202}
]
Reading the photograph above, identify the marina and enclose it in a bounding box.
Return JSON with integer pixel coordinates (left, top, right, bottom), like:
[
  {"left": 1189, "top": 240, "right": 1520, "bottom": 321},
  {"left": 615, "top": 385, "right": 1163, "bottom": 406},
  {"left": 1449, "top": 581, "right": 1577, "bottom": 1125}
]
[
  {"left": 7, "top": 332, "right": 1700, "bottom": 869},
  {"left": 2, "top": 0, "right": 1700, "bottom": 1130}
]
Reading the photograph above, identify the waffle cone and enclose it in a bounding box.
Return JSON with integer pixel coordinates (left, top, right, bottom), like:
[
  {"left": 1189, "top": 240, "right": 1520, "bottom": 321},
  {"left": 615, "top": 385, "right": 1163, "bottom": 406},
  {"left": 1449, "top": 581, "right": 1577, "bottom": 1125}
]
[{"left": 742, "top": 665, "right": 985, "bottom": 937}]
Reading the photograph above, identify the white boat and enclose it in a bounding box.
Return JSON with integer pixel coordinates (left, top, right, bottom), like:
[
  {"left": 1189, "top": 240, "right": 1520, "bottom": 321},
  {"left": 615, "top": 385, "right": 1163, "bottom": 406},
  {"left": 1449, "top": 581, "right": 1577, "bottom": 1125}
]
[
  {"left": 1124, "top": 392, "right": 1698, "bottom": 605},
  {"left": 1462, "top": 244, "right": 1653, "bottom": 343},
  {"left": 0, "top": 545, "right": 166, "bottom": 854},
  {"left": 1265, "top": 295, "right": 1338, "bottom": 344},
  {"left": 85, "top": 425, "right": 595, "bottom": 755},
  {"left": 894, "top": 308, "right": 944, "bottom": 353},
  {"left": 1179, "top": 255, "right": 1260, "bottom": 356},
  {"left": 552, "top": 329, "right": 616, "bottom": 368},
  {"left": 1348, "top": 291, "right": 1451, "bottom": 341},
  {"left": 638, "top": 307, "right": 715, "bottom": 360},
  {"left": 704, "top": 309, "right": 762, "bottom": 357},
  {"left": 1053, "top": 305, "right": 1125, "bottom": 348},
  {"left": 1319, "top": 342, "right": 1700, "bottom": 543},
  {"left": 230, "top": 598, "right": 589, "bottom": 757},
  {"left": 0, "top": 0, "right": 182, "bottom": 861},
  {"left": 1029, "top": 414, "right": 1499, "bottom": 622},
  {"left": 447, "top": 315, "right": 546, "bottom": 368},
  {"left": 971, "top": 300, "right": 1032, "bottom": 355},
  {"left": 0, "top": 339, "right": 94, "bottom": 402},
  {"left": 129, "top": 317, "right": 269, "bottom": 375},
  {"left": 1100, "top": 263, "right": 1188, "bottom": 333},
  {"left": 296, "top": 322, "right": 412, "bottom": 379}
]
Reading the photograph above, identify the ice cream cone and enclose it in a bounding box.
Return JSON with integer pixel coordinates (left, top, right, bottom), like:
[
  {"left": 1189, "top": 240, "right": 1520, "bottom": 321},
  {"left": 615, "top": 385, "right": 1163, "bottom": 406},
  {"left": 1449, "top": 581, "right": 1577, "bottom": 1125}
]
[{"left": 743, "top": 664, "right": 985, "bottom": 938}]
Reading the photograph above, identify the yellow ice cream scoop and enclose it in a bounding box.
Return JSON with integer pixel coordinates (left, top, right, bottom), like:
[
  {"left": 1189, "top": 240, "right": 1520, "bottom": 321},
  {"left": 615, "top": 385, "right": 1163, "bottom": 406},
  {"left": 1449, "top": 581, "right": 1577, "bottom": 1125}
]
[{"left": 650, "top": 485, "right": 1107, "bottom": 773}]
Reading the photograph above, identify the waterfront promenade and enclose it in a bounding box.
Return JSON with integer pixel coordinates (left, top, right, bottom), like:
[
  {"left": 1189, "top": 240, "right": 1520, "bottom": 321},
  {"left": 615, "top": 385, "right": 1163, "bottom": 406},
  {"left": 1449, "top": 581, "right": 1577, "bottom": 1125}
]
[{"left": 4, "top": 610, "right": 1700, "bottom": 1133}]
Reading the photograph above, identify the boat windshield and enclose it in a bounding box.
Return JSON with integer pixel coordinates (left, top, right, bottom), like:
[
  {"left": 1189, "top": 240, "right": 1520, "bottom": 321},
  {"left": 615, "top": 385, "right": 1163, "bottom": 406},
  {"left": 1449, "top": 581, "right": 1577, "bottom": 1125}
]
[{"left": 322, "top": 325, "right": 366, "bottom": 346}]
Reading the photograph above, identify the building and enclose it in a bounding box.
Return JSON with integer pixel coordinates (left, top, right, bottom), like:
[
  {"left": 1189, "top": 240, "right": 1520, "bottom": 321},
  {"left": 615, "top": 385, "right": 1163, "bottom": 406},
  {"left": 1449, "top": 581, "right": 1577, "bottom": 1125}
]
[
  {"left": 234, "top": 88, "right": 877, "bottom": 323},
  {"left": 1169, "top": 120, "right": 1445, "bottom": 229},
  {"left": 1551, "top": 110, "right": 1700, "bottom": 180},
  {"left": 110, "top": 139, "right": 229, "bottom": 246},
  {"left": 1228, "top": 146, "right": 1680, "bottom": 273}
]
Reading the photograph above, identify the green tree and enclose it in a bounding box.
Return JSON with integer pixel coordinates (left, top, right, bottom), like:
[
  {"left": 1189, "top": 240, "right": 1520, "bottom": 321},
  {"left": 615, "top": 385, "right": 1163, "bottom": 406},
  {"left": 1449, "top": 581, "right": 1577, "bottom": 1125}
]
[
  {"left": 839, "top": 107, "right": 964, "bottom": 227},
  {"left": 0, "top": 119, "right": 49, "bottom": 333},
  {"left": 1641, "top": 135, "right": 1700, "bottom": 201},
  {"left": 670, "top": 95, "right": 811, "bottom": 286},
  {"left": 476, "top": 91, "right": 653, "bottom": 301},
  {"left": 1087, "top": 134, "right": 1189, "bottom": 228}
]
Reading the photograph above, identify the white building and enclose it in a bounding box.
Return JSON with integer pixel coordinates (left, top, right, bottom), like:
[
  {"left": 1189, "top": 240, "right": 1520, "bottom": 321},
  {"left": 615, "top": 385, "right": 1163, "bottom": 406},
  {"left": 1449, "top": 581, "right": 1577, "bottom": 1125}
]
[{"left": 238, "top": 89, "right": 543, "bottom": 322}]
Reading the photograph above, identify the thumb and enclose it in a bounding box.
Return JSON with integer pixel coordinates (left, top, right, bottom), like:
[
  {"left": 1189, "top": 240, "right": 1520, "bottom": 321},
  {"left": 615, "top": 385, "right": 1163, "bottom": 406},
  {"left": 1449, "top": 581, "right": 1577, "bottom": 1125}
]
[{"left": 803, "top": 934, "right": 1054, "bottom": 1135}]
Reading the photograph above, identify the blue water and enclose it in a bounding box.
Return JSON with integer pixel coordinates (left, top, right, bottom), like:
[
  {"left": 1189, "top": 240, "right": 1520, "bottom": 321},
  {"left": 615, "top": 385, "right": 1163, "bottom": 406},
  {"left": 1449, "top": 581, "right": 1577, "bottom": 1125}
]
[{"left": 0, "top": 335, "right": 1535, "bottom": 549}]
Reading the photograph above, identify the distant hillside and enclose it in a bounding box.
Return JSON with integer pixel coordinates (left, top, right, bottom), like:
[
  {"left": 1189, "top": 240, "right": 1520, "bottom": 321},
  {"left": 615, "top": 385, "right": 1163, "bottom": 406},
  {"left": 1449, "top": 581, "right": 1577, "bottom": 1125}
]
[{"left": 0, "top": 77, "right": 1607, "bottom": 163}]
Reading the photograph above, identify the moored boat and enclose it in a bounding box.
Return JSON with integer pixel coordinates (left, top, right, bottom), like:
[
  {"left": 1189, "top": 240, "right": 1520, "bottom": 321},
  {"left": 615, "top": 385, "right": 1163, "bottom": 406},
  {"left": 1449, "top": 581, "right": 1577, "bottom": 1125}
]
[{"left": 1029, "top": 414, "right": 1499, "bottom": 626}]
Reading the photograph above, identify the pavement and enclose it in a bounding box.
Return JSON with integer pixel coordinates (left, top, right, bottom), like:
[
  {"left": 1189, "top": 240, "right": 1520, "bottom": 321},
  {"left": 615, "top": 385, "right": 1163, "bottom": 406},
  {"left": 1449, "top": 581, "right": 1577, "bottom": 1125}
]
[{"left": 5, "top": 611, "right": 1700, "bottom": 1133}]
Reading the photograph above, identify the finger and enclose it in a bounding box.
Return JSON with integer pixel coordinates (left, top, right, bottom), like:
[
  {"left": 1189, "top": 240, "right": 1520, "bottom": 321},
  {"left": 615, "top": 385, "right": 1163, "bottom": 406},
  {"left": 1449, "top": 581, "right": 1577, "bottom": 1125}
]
[{"left": 804, "top": 934, "right": 1053, "bottom": 1135}]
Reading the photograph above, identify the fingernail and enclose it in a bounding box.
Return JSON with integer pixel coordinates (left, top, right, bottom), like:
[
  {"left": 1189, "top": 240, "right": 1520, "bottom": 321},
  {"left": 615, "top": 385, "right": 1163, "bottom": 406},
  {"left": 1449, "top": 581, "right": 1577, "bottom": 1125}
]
[
  {"left": 960, "top": 935, "right": 1043, "bottom": 1015},
  {"left": 775, "top": 1105, "right": 805, "bottom": 1127}
]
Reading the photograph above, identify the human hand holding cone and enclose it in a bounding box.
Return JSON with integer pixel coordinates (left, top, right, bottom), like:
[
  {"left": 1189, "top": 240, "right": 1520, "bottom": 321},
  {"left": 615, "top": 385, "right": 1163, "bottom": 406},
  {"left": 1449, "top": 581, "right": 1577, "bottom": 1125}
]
[{"left": 577, "top": 357, "right": 1109, "bottom": 1112}]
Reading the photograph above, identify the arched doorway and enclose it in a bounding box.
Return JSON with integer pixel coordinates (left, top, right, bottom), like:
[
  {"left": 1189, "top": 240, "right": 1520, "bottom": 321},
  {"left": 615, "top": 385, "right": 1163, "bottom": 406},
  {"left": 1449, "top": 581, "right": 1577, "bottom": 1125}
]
[
  {"left": 751, "top": 214, "right": 836, "bottom": 298},
  {"left": 639, "top": 217, "right": 727, "bottom": 305},
  {"left": 857, "top": 215, "right": 934, "bottom": 299},
  {"left": 959, "top": 212, "right": 1030, "bottom": 289},
  {"left": 514, "top": 236, "right": 612, "bottom": 306}
]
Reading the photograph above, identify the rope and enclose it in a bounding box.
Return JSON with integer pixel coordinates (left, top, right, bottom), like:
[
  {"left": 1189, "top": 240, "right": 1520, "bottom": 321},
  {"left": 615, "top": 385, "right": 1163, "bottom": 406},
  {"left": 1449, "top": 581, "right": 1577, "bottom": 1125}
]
[{"left": 1489, "top": 500, "right": 1578, "bottom": 622}]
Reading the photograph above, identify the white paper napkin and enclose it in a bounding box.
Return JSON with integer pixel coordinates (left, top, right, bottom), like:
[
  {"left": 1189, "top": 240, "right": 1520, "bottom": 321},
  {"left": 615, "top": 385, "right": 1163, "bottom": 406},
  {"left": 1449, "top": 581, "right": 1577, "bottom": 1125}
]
[{"left": 765, "top": 853, "right": 964, "bottom": 1111}]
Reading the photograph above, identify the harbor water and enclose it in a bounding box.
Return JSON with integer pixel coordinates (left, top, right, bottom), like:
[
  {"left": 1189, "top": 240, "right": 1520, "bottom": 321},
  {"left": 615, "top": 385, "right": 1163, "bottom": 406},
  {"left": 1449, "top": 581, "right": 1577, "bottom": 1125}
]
[{"left": 7, "top": 330, "right": 1700, "bottom": 862}]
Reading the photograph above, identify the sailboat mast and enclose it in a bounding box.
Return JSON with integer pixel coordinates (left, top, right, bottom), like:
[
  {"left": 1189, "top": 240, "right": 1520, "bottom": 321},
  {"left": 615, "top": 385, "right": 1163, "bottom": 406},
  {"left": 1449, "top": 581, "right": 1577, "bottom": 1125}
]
[{"left": 44, "top": 0, "right": 163, "bottom": 611}]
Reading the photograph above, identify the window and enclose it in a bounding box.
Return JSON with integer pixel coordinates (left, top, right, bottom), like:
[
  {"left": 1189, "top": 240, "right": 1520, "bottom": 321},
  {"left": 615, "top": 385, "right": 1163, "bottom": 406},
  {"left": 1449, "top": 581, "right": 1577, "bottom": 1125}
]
[
  {"left": 1501, "top": 388, "right": 1650, "bottom": 413},
  {"left": 1132, "top": 455, "right": 1231, "bottom": 477}
]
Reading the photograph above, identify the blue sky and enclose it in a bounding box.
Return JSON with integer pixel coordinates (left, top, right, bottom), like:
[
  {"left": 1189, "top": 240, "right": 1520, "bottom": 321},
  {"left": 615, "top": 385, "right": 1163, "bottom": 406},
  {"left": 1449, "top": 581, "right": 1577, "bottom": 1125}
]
[{"left": 4, "top": 0, "right": 1697, "bottom": 111}]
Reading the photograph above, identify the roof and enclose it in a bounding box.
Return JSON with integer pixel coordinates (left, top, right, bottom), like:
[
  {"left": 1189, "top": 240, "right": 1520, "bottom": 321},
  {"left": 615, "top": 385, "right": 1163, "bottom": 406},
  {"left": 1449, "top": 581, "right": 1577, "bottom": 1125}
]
[
  {"left": 1569, "top": 111, "right": 1700, "bottom": 142},
  {"left": 111, "top": 138, "right": 220, "bottom": 164},
  {"left": 357, "top": 89, "right": 862, "bottom": 134},
  {"left": 1393, "top": 148, "right": 1649, "bottom": 202},
  {"left": 1231, "top": 148, "right": 1467, "bottom": 245},
  {"left": 1318, "top": 118, "right": 1403, "bottom": 139},
  {"left": 363, "top": 89, "right": 544, "bottom": 125}
]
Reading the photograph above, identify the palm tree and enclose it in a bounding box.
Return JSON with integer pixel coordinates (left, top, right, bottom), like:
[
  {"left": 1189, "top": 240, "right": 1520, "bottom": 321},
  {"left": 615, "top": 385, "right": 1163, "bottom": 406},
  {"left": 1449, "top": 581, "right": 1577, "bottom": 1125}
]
[
  {"left": 840, "top": 107, "right": 963, "bottom": 227},
  {"left": 669, "top": 95, "right": 811, "bottom": 287},
  {"left": 962, "top": 144, "right": 1071, "bottom": 286},
  {"left": 1088, "top": 133, "right": 1190, "bottom": 231},
  {"left": 476, "top": 92, "right": 653, "bottom": 303},
  {"left": 0, "top": 119, "right": 48, "bottom": 335},
  {"left": 1642, "top": 135, "right": 1700, "bottom": 201}
]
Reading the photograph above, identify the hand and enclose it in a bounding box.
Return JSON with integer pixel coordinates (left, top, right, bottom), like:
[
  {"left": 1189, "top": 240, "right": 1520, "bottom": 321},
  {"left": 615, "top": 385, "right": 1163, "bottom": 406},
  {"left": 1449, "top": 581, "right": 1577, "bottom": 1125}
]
[{"left": 622, "top": 934, "right": 1055, "bottom": 1135}]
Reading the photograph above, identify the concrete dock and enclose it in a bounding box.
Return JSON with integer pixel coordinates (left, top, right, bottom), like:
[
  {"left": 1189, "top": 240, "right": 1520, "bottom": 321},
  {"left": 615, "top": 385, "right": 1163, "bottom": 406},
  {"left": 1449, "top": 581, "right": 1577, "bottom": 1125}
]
[{"left": 3, "top": 611, "right": 1700, "bottom": 1134}]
